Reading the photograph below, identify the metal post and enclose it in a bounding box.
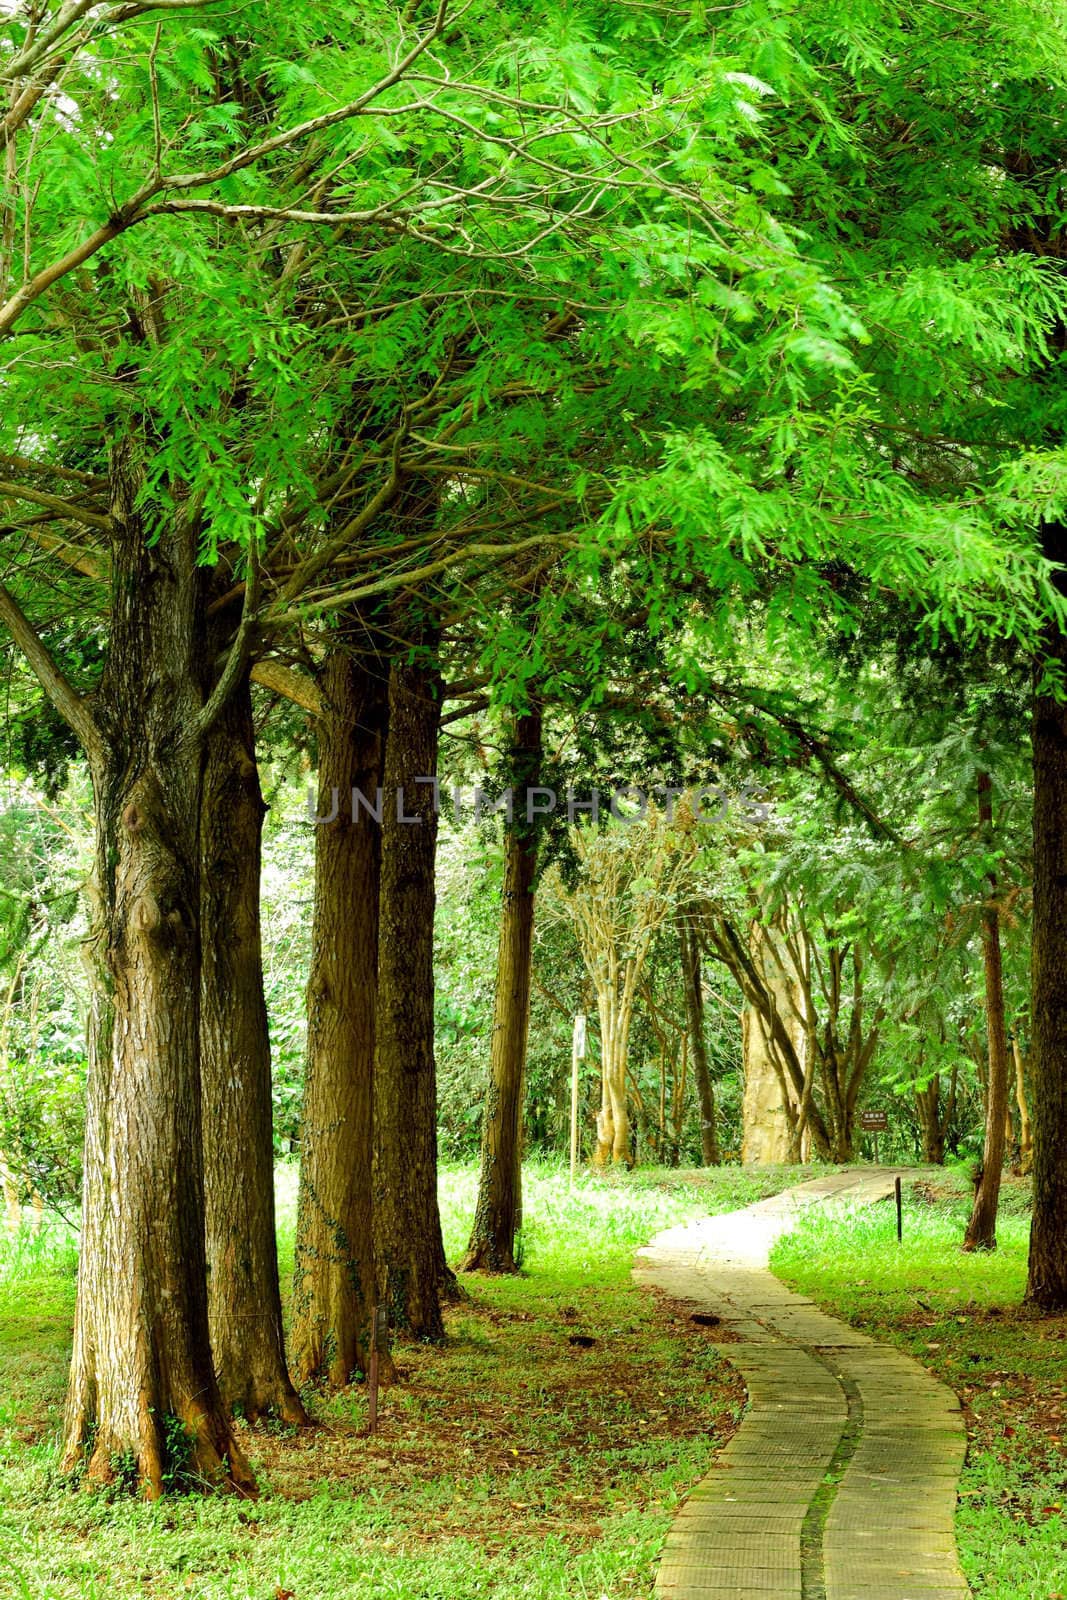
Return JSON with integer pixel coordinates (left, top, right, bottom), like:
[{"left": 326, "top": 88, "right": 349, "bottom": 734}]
[
  {"left": 895, "top": 1175, "right": 903, "bottom": 1243},
  {"left": 569, "top": 1014, "right": 586, "bottom": 1186}
]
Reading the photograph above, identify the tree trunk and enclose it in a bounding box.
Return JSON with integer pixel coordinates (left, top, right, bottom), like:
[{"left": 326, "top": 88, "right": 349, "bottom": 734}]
[
  {"left": 61, "top": 473, "right": 251, "bottom": 1496},
  {"left": 200, "top": 660, "right": 306, "bottom": 1424},
  {"left": 462, "top": 707, "right": 542, "bottom": 1274},
  {"left": 593, "top": 1061, "right": 614, "bottom": 1166},
  {"left": 831, "top": 1121, "right": 856, "bottom": 1163},
  {"left": 965, "top": 771, "right": 1010, "bottom": 1252},
  {"left": 1028, "top": 582, "right": 1067, "bottom": 1307},
  {"left": 738, "top": 926, "right": 806, "bottom": 1163},
  {"left": 1012, "top": 1033, "right": 1033, "bottom": 1175},
  {"left": 678, "top": 911, "right": 718, "bottom": 1165},
  {"left": 593, "top": 989, "right": 633, "bottom": 1166},
  {"left": 374, "top": 639, "right": 453, "bottom": 1338},
  {"left": 741, "top": 1007, "right": 795, "bottom": 1163},
  {"left": 607, "top": 1046, "right": 632, "bottom": 1164},
  {"left": 915, "top": 1076, "right": 946, "bottom": 1165},
  {"left": 292, "top": 642, "right": 388, "bottom": 1386}
]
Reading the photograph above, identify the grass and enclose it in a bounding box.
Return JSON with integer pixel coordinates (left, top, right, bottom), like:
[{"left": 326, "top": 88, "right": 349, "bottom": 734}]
[
  {"left": 770, "top": 1173, "right": 1067, "bottom": 1600},
  {"left": 619, "top": 1161, "right": 852, "bottom": 1208},
  {"left": 0, "top": 1160, "right": 794, "bottom": 1600}
]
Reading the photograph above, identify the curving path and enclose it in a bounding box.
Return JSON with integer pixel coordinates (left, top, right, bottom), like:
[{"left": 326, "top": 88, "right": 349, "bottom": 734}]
[{"left": 635, "top": 1169, "right": 969, "bottom": 1600}]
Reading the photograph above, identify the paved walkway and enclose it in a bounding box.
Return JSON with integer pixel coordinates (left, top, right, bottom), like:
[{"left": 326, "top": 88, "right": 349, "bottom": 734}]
[{"left": 635, "top": 1169, "right": 969, "bottom": 1600}]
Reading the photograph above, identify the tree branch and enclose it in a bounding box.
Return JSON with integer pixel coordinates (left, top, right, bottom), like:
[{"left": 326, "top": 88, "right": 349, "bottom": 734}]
[
  {"left": 0, "top": 480, "right": 111, "bottom": 531},
  {"left": 0, "top": 581, "right": 100, "bottom": 758},
  {"left": 294, "top": 530, "right": 577, "bottom": 616},
  {"left": 197, "top": 545, "right": 261, "bottom": 736},
  {"left": 249, "top": 658, "right": 321, "bottom": 715},
  {"left": 0, "top": 3, "right": 458, "bottom": 336}
]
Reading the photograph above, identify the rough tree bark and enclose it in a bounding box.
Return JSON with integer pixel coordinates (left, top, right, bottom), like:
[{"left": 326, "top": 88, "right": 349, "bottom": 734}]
[
  {"left": 462, "top": 706, "right": 542, "bottom": 1273},
  {"left": 291, "top": 640, "right": 388, "bottom": 1386},
  {"left": 965, "top": 772, "right": 1010, "bottom": 1251},
  {"left": 200, "top": 654, "right": 306, "bottom": 1423},
  {"left": 917, "top": 1081, "right": 946, "bottom": 1165},
  {"left": 1028, "top": 544, "right": 1067, "bottom": 1307},
  {"left": 47, "top": 461, "right": 252, "bottom": 1495},
  {"left": 678, "top": 910, "right": 718, "bottom": 1165},
  {"left": 915, "top": 1065, "right": 957, "bottom": 1166},
  {"left": 373, "top": 635, "right": 454, "bottom": 1338}
]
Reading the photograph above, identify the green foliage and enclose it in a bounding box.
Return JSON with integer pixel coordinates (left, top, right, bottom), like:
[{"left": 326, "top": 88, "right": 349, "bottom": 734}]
[
  {"left": 106, "top": 1450, "right": 139, "bottom": 1499},
  {"left": 0, "top": 781, "right": 92, "bottom": 1210},
  {"left": 158, "top": 1414, "right": 196, "bottom": 1496},
  {"left": 0, "top": 1054, "right": 86, "bottom": 1213}
]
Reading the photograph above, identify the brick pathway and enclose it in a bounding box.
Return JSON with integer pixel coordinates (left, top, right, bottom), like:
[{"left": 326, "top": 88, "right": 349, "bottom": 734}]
[{"left": 635, "top": 1170, "right": 969, "bottom": 1600}]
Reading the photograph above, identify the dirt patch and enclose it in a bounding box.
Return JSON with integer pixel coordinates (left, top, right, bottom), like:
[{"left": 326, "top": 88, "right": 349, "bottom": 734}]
[
  {"left": 644, "top": 1287, "right": 746, "bottom": 1344},
  {"left": 240, "top": 1278, "right": 744, "bottom": 1550}
]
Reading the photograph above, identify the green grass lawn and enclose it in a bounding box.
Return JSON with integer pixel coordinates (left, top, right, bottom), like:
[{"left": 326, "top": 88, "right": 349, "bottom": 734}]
[
  {"left": 770, "top": 1172, "right": 1067, "bottom": 1600},
  {"left": 0, "top": 1162, "right": 785, "bottom": 1600},
  {"left": 15, "top": 1161, "right": 1053, "bottom": 1599}
]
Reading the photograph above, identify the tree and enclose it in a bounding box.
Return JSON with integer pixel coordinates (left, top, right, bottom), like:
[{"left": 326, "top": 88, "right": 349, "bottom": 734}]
[
  {"left": 964, "top": 772, "right": 1010, "bottom": 1251},
  {"left": 291, "top": 629, "right": 388, "bottom": 1387},
  {"left": 699, "top": 887, "right": 884, "bottom": 1164},
  {"left": 1011, "top": 1030, "right": 1033, "bottom": 1176},
  {"left": 677, "top": 909, "right": 719, "bottom": 1166},
  {"left": 542, "top": 808, "right": 698, "bottom": 1166},
  {"left": 462, "top": 704, "right": 542, "bottom": 1273},
  {"left": 0, "top": 479, "right": 257, "bottom": 1494},
  {"left": 200, "top": 629, "right": 306, "bottom": 1423},
  {"left": 1028, "top": 541, "right": 1067, "bottom": 1306},
  {"left": 373, "top": 627, "right": 454, "bottom": 1337}
]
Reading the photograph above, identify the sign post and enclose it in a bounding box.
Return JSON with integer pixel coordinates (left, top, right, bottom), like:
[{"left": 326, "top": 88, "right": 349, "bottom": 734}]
[
  {"left": 860, "top": 1108, "right": 888, "bottom": 1164},
  {"left": 570, "top": 1014, "right": 587, "bottom": 1187}
]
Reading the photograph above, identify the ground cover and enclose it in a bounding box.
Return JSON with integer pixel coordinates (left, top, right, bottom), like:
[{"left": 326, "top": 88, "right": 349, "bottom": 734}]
[{"left": 0, "top": 1162, "right": 781, "bottom": 1600}]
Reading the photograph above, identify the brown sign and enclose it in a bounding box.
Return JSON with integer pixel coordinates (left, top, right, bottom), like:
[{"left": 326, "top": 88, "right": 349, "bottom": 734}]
[{"left": 860, "top": 1110, "right": 888, "bottom": 1132}]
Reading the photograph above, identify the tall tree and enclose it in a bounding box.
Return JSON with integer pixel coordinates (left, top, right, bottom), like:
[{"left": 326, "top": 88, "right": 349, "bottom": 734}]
[
  {"left": 462, "top": 704, "right": 542, "bottom": 1273},
  {"left": 678, "top": 909, "right": 719, "bottom": 1166},
  {"left": 373, "top": 626, "right": 453, "bottom": 1337},
  {"left": 0, "top": 464, "right": 255, "bottom": 1494},
  {"left": 200, "top": 633, "right": 306, "bottom": 1423},
  {"left": 292, "top": 632, "right": 389, "bottom": 1385},
  {"left": 965, "top": 772, "right": 1010, "bottom": 1251},
  {"left": 542, "top": 809, "right": 698, "bottom": 1166},
  {"left": 1028, "top": 528, "right": 1067, "bottom": 1306}
]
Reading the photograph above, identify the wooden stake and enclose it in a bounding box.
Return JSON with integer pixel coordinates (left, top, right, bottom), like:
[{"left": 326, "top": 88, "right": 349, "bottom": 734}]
[
  {"left": 368, "top": 1305, "right": 387, "bottom": 1434},
  {"left": 570, "top": 1014, "right": 586, "bottom": 1186}
]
